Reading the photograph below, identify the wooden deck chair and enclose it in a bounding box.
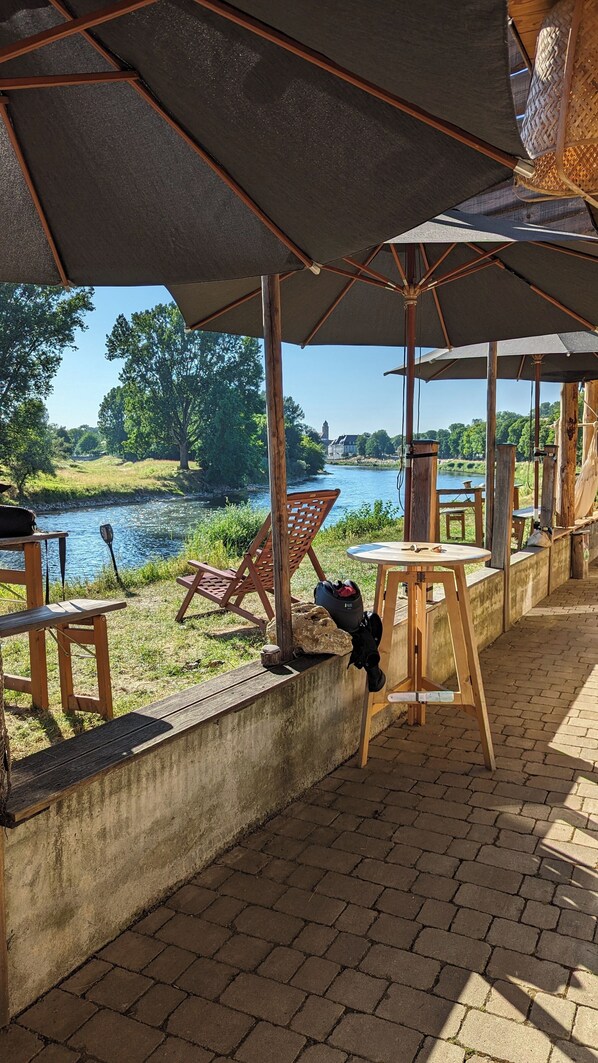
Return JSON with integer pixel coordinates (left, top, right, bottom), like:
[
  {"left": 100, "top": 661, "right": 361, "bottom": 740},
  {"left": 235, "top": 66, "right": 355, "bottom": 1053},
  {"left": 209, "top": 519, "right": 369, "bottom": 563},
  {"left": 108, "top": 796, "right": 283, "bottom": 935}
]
[{"left": 175, "top": 489, "right": 340, "bottom": 630}]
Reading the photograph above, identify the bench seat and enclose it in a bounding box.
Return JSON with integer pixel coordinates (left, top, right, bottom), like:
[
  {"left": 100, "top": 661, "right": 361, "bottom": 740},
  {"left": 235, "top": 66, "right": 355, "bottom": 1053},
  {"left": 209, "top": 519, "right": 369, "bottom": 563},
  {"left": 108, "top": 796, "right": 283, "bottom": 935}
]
[{"left": 0, "top": 599, "right": 125, "bottom": 639}]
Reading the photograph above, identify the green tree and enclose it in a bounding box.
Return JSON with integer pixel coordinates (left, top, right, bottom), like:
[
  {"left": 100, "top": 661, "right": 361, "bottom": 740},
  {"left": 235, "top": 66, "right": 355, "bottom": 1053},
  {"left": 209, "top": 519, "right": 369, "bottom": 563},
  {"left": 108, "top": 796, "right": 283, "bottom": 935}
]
[
  {"left": 365, "top": 430, "right": 394, "bottom": 458},
  {"left": 98, "top": 386, "right": 128, "bottom": 457},
  {"left": 76, "top": 429, "right": 102, "bottom": 457},
  {"left": 448, "top": 423, "right": 465, "bottom": 458},
  {"left": 299, "top": 433, "right": 326, "bottom": 474},
  {"left": 0, "top": 284, "right": 93, "bottom": 427},
  {"left": 106, "top": 305, "right": 262, "bottom": 473},
  {"left": 2, "top": 401, "right": 55, "bottom": 496},
  {"left": 461, "top": 419, "right": 486, "bottom": 460},
  {"left": 50, "top": 425, "right": 73, "bottom": 460},
  {"left": 437, "top": 428, "right": 450, "bottom": 458},
  {"left": 356, "top": 432, "right": 371, "bottom": 456}
]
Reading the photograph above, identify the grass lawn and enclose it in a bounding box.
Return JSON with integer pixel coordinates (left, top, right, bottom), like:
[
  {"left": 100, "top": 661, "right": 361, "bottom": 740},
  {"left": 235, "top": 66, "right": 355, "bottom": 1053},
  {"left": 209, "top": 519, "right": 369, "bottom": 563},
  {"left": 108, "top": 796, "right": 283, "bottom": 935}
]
[
  {"left": 15, "top": 456, "right": 208, "bottom": 507},
  {"left": 2, "top": 487, "right": 517, "bottom": 762},
  {"left": 2, "top": 525, "right": 405, "bottom": 761}
]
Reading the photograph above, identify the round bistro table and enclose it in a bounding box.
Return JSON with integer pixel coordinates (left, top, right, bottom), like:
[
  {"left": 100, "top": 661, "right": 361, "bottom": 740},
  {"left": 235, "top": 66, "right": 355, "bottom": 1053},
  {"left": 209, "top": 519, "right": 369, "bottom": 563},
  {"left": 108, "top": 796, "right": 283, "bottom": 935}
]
[{"left": 347, "top": 542, "right": 495, "bottom": 771}]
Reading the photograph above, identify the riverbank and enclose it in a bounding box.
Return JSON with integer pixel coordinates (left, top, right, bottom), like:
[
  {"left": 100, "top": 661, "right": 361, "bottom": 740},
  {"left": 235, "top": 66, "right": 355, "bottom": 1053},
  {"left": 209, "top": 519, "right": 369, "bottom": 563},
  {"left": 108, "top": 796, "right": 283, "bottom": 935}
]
[{"left": 330, "top": 457, "right": 488, "bottom": 473}]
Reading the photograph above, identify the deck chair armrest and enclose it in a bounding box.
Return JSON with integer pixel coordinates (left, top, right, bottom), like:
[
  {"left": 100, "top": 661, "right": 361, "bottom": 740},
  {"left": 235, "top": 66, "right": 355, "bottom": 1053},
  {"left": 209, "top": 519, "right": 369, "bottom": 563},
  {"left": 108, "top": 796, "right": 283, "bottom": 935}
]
[{"left": 188, "top": 561, "right": 236, "bottom": 578}]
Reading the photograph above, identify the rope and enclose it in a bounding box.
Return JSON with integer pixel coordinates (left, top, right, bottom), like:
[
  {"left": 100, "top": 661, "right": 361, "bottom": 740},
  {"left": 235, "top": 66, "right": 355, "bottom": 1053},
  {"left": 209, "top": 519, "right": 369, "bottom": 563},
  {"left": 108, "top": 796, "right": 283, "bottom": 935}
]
[{"left": 0, "top": 642, "right": 11, "bottom": 821}]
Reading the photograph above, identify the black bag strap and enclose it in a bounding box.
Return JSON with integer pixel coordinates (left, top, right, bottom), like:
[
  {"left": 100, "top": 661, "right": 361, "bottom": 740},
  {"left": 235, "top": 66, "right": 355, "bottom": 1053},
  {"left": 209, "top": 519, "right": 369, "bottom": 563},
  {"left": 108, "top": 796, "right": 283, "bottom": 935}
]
[{"left": 59, "top": 536, "right": 66, "bottom": 596}]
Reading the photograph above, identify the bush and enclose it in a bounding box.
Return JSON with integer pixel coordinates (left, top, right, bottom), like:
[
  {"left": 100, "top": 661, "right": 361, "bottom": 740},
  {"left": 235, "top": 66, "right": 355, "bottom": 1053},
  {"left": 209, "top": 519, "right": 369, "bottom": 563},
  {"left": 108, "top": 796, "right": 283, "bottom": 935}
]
[
  {"left": 322, "top": 499, "right": 401, "bottom": 541},
  {"left": 187, "top": 503, "right": 267, "bottom": 564}
]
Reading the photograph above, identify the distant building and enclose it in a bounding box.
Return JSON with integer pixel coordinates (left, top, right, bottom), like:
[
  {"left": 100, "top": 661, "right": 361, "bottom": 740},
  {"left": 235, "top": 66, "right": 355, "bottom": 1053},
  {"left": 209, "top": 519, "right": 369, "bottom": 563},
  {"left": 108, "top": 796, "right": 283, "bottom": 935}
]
[
  {"left": 328, "top": 434, "right": 358, "bottom": 459},
  {"left": 321, "top": 420, "right": 330, "bottom": 448}
]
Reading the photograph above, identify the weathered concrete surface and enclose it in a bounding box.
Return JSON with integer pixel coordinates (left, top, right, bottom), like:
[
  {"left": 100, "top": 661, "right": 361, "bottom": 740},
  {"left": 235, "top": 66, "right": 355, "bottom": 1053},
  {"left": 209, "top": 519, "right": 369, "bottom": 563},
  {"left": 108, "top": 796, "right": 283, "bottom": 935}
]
[
  {"left": 3, "top": 563, "right": 598, "bottom": 1062},
  {"left": 2, "top": 528, "right": 595, "bottom": 1017}
]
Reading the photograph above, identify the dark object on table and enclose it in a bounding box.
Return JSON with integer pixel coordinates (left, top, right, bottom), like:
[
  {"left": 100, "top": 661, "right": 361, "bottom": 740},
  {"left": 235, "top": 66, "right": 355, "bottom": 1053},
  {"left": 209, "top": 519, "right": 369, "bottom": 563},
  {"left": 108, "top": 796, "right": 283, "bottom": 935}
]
[
  {"left": 0, "top": 505, "right": 36, "bottom": 538},
  {"left": 0, "top": 484, "right": 11, "bottom": 494},
  {"left": 350, "top": 612, "right": 386, "bottom": 692}
]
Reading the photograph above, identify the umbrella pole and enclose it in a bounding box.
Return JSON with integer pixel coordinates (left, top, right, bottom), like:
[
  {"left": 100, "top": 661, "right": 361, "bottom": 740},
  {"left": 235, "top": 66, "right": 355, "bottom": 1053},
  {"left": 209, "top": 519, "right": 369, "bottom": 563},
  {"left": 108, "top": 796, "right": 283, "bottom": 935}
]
[
  {"left": 403, "top": 245, "right": 417, "bottom": 541},
  {"left": 533, "top": 356, "right": 542, "bottom": 515},
  {"left": 485, "top": 341, "right": 497, "bottom": 550},
  {"left": 261, "top": 274, "right": 293, "bottom": 662}
]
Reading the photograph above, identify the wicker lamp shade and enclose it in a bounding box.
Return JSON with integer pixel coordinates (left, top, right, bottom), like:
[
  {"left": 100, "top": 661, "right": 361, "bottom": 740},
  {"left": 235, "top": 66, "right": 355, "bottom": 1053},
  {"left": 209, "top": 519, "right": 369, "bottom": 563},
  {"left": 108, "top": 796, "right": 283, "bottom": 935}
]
[{"left": 517, "top": 0, "right": 598, "bottom": 207}]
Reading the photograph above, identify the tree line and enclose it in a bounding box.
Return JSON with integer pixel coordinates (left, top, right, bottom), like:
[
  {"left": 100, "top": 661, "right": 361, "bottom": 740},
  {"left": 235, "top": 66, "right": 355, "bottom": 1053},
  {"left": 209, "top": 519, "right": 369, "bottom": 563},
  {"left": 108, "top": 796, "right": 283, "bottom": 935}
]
[
  {"left": 355, "top": 406, "right": 560, "bottom": 462},
  {"left": 0, "top": 288, "right": 326, "bottom": 495}
]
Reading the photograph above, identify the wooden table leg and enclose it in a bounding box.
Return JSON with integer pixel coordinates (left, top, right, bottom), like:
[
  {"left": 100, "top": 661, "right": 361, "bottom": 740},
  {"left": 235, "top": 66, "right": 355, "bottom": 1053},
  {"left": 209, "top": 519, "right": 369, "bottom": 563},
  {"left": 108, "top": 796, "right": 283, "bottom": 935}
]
[
  {"left": 406, "top": 573, "right": 417, "bottom": 726},
  {"left": 94, "top": 615, "right": 114, "bottom": 721},
  {"left": 0, "top": 829, "right": 9, "bottom": 1026},
  {"left": 23, "top": 542, "right": 48, "bottom": 710},
  {"left": 358, "top": 567, "right": 399, "bottom": 768},
  {"left": 474, "top": 492, "right": 484, "bottom": 547},
  {"left": 414, "top": 574, "right": 428, "bottom": 725},
  {"left": 56, "top": 626, "right": 74, "bottom": 711},
  {"left": 454, "top": 566, "right": 495, "bottom": 770}
]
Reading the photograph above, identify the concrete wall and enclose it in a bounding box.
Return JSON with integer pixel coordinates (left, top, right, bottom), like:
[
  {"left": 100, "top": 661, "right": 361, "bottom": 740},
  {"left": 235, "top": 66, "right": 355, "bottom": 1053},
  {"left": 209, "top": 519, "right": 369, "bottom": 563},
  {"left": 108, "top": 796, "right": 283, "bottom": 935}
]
[{"left": 1, "top": 532, "right": 590, "bottom": 1017}]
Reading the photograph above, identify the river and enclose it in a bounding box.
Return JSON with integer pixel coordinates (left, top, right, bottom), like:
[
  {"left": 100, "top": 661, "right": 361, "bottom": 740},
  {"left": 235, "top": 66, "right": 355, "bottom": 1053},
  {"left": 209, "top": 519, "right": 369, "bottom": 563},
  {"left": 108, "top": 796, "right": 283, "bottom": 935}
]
[{"left": 24, "top": 465, "right": 482, "bottom": 583}]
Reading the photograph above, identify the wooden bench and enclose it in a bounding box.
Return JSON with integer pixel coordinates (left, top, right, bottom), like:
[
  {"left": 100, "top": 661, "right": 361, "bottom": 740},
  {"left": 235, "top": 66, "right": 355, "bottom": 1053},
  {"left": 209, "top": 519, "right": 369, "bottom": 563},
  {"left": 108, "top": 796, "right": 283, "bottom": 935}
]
[{"left": 0, "top": 599, "right": 126, "bottom": 719}]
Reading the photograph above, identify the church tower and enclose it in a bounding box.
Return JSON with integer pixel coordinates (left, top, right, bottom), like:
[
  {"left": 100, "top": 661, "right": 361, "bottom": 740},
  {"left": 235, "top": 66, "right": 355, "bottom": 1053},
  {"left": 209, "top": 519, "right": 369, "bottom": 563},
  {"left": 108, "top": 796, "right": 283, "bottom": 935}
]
[{"left": 321, "top": 420, "right": 330, "bottom": 447}]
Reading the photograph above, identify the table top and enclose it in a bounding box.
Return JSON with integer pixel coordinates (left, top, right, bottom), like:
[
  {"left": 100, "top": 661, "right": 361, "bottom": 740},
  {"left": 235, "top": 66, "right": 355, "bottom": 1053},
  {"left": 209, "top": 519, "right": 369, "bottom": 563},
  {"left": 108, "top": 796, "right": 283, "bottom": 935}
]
[
  {"left": 347, "top": 542, "right": 491, "bottom": 566},
  {"left": 0, "top": 530, "right": 68, "bottom": 549},
  {"left": 513, "top": 507, "right": 534, "bottom": 519}
]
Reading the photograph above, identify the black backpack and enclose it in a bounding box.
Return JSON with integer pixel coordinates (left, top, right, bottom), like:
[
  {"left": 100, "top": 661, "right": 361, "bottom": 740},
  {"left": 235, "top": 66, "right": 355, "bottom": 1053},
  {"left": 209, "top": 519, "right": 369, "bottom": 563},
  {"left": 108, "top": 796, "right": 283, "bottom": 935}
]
[{"left": 0, "top": 505, "right": 36, "bottom": 538}]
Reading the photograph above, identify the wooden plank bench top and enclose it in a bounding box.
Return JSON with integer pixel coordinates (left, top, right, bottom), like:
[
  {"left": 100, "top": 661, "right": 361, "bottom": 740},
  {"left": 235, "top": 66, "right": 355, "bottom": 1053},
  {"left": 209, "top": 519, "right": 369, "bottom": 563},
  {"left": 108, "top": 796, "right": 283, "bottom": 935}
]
[
  {"left": 0, "top": 599, "right": 126, "bottom": 638},
  {"left": 0, "top": 531, "right": 68, "bottom": 549}
]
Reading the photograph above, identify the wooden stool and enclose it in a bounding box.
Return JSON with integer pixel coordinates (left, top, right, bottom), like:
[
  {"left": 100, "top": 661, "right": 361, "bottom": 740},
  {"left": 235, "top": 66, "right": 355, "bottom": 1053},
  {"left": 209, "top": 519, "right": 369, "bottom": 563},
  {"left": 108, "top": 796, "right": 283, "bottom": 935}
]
[
  {"left": 56, "top": 614, "right": 115, "bottom": 719},
  {"left": 347, "top": 543, "right": 495, "bottom": 771},
  {"left": 444, "top": 507, "right": 466, "bottom": 540}
]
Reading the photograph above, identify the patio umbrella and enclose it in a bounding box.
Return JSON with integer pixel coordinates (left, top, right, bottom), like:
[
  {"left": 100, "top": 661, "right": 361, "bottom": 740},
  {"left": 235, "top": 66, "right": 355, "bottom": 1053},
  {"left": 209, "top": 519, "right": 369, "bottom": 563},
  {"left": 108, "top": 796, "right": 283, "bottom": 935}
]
[
  {"left": 388, "top": 332, "right": 598, "bottom": 513},
  {"left": 170, "top": 210, "right": 598, "bottom": 540},
  {"left": 0, "top": 1, "right": 529, "bottom": 661},
  {"left": 0, "top": 1, "right": 529, "bottom": 286}
]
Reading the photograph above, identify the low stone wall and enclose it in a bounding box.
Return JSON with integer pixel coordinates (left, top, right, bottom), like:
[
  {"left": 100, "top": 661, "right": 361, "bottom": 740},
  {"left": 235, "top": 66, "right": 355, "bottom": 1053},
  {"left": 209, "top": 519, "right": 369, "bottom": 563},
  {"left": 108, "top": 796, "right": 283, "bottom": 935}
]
[{"left": 1, "top": 530, "right": 592, "bottom": 1018}]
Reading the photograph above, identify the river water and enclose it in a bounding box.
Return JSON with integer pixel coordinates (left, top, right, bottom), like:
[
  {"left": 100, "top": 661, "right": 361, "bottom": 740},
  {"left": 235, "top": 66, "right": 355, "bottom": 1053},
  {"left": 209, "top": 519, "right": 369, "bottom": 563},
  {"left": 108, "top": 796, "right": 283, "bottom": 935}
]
[{"left": 25, "top": 465, "right": 481, "bottom": 583}]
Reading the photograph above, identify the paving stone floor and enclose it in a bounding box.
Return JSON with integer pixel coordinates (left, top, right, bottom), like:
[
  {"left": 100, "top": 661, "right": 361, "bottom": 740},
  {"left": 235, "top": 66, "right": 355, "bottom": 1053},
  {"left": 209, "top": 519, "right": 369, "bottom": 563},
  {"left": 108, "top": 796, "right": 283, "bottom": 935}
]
[{"left": 3, "top": 566, "right": 598, "bottom": 1063}]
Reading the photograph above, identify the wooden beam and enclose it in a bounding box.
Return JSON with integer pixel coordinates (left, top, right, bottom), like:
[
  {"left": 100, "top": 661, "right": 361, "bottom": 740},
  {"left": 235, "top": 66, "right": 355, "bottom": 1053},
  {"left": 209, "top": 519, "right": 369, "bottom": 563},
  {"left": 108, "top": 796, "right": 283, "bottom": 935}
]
[
  {"left": 540, "top": 444, "right": 558, "bottom": 528},
  {"left": 485, "top": 341, "right": 498, "bottom": 551},
  {"left": 556, "top": 382, "right": 578, "bottom": 528},
  {"left": 193, "top": 0, "right": 525, "bottom": 172},
  {"left": 582, "top": 380, "right": 598, "bottom": 461},
  {"left": 409, "top": 440, "right": 439, "bottom": 543},
  {"left": 0, "top": 0, "right": 155, "bottom": 64},
  {"left": 261, "top": 275, "right": 293, "bottom": 662},
  {"left": 0, "top": 828, "right": 8, "bottom": 1026},
  {"left": 0, "top": 71, "right": 139, "bottom": 90},
  {"left": 491, "top": 444, "right": 515, "bottom": 631}
]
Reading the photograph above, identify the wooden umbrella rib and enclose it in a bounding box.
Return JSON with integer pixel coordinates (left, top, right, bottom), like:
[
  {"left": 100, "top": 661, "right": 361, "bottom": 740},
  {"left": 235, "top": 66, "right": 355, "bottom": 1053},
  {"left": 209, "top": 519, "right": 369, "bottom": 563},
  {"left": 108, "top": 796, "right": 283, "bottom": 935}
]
[
  {"left": 323, "top": 262, "right": 405, "bottom": 292},
  {"left": 342, "top": 255, "right": 401, "bottom": 290},
  {"left": 0, "top": 0, "right": 156, "bottom": 65},
  {"left": 0, "top": 72, "right": 139, "bottom": 90},
  {"left": 41, "top": 0, "right": 314, "bottom": 270},
  {"left": 427, "top": 358, "right": 459, "bottom": 381},
  {"left": 0, "top": 101, "right": 68, "bottom": 285},
  {"left": 419, "top": 243, "right": 451, "bottom": 349},
  {"left": 417, "top": 242, "right": 456, "bottom": 286},
  {"left": 302, "top": 246, "right": 383, "bottom": 347},
  {"left": 423, "top": 257, "right": 504, "bottom": 292},
  {"left": 534, "top": 241, "right": 598, "bottom": 265},
  {"left": 187, "top": 271, "right": 296, "bottom": 331},
  {"left": 424, "top": 242, "right": 512, "bottom": 289},
  {"left": 192, "top": 0, "right": 524, "bottom": 172},
  {"left": 390, "top": 244, "right": 408, "bottom": 286},
  {"left": 516, "top": 354, "right": 526, "bottom": 380}
]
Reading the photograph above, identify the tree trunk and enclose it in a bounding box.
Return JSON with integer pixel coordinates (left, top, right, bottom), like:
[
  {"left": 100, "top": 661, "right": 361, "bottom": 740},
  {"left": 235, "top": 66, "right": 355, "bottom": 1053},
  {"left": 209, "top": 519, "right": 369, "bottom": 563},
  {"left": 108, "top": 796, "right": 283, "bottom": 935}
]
[{"left": 179, "top": 439, "right": 189, "bottom": 471}]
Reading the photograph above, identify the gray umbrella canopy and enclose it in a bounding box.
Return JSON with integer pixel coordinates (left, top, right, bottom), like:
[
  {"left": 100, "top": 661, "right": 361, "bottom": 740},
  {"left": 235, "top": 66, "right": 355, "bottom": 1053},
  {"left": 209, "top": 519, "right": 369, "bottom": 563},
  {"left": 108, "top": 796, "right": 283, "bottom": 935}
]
[
  {"left": 0, "top": 1, "right": 526, "bottom": 286},
  {"left": 386, "top": 333, "right": 598, "bottom": 383},
  {"left": 171, "top": 211, "right": 598, "bottom": 343}
]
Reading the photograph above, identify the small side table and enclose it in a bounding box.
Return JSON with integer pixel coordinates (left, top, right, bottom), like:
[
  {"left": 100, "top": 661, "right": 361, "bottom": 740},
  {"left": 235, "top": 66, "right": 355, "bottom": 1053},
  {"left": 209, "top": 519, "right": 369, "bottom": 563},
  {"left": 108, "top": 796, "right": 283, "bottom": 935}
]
[
  {"left": 347, "top": 542, "right": 495, "bottom": 771},
  {"left": 0, "top": 531, "right": 68, "bottom": 709}
]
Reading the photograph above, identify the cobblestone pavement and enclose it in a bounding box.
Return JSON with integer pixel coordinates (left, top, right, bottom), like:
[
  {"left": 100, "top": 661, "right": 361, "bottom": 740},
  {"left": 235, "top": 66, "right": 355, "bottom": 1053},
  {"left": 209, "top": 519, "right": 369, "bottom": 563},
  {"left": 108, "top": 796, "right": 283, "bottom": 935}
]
[{"left": 3, "top": 567, "right": 598, "bottom": 1063}]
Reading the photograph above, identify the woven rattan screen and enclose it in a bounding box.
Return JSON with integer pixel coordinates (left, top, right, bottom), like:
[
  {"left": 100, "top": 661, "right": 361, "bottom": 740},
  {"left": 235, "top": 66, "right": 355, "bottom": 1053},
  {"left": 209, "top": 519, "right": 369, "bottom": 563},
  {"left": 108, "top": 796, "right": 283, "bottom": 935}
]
[{"left": 517, "top": 0, "right": 598, "bottom": 206}]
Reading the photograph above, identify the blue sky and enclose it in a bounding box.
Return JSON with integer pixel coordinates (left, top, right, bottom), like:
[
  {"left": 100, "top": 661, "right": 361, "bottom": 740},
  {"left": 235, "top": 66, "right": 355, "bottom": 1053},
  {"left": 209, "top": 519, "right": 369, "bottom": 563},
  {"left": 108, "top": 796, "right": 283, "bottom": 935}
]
[{"left": 46, "top": 287, "right": 561, "bottom": 434}]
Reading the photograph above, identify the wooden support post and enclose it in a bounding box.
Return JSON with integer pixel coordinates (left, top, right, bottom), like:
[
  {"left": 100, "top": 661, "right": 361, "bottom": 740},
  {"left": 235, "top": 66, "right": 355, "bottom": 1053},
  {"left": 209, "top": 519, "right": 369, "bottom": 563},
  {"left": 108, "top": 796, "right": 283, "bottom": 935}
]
[
  {"left": 491, "top": 444, "right": 515, "bottom": 632},
  {"left": 571, "top": 530, "right": 589, "bottom": 580},
  {"left": 261, "top": 275, "right": 293, "bottom": 662},
  {"left": 23, "top": 541, "right": 48, "bottom": 710},
  {"left": 0, "top": 829, "right": 8, "bottom": 1027},
  {"left": 409, "top": 440, "right": 438, "bottom": 542},
  {"left": 540, "top": 444, "right": 558, "bottom": 528},
  {"left": 556, "top": 382, "right": 578, "bottom": 529},
  {"left": 485, "top": 340, "right": 497, "bottom": 550},
  {"left": 582, "top": 380, "right": 598, "bottom": 462}
]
